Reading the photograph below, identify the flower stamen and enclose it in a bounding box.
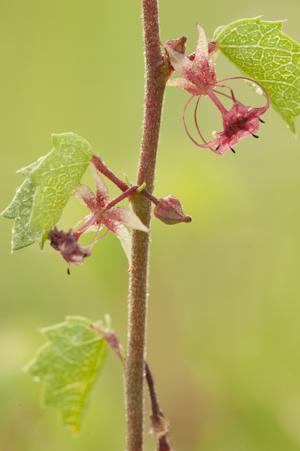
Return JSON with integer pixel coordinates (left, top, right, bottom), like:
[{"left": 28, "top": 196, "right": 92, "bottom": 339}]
[
  {"left": 89, "top": 227, "right": 109, "bottom": 250},
  {"left": 212, "top": 89, "right": 233, "bottom": 100}
]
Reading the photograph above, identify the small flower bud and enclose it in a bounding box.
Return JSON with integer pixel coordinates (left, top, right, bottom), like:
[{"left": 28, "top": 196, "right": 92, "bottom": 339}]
[{"left": 154, "top": 196, "right": 192, "bottom": 225}]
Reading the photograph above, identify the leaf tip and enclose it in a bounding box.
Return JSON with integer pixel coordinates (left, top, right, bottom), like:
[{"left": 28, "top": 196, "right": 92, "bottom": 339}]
[
  {"left": 65, "top": 315, "right": 91, "bottom": 325},
  {"left": 51, "top": 133, "right": 60, "bottom": 148}
]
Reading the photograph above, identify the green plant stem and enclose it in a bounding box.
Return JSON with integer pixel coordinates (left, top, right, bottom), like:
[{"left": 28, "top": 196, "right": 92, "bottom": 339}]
[{"left": 125, "top": 0, "right": 168, "bottom": 450}]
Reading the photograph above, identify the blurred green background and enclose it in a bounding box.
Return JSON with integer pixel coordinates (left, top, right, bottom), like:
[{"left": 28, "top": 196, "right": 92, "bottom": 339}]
[{"left": 1, "top": 1, "right": 300, "bottom": 450}]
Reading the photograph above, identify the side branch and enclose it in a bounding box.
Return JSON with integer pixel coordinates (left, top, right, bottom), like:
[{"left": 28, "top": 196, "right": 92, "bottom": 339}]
[{"left": 145, "top": 363, "right": 173, "bottom": 451}]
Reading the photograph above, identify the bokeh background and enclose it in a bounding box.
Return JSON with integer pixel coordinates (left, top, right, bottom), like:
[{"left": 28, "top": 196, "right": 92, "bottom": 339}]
[{"left": 1, "top": 1, "right": 300, "bottom": 450}]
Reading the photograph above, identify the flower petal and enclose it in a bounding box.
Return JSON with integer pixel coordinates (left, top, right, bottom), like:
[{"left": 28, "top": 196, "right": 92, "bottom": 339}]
[
  {"left": 111, "top": 222, "right": 132, "bottom": 263},
  {"left": 74, "top": 184, "right": 97, "bottom": 211},
  {"left": 103, "top": 207, "right": 149, "bottom": 233},
  {"left": 100, "top": 207, "right": 148, "bottom": 262},
  {"left": 89, "top": 161, "right": 109, "bottom": 208},
  {"left": 194, "top": 23, "right": 217, "bottom": 85},
  {"left": 167, "top": 77, "right": 200, "bottom": 95},
  {"left": 195, "top": 24, "right": 209, "bottom": 69},
  {"left": 162, "top": 43, "right": 200, "bottom": 88}
]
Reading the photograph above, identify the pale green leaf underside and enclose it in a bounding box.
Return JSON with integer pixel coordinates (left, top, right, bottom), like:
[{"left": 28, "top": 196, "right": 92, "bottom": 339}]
[
  {"left": 214, "top": 17, "right": 300, "bottom": 133},
  {"left": 25, "top": 316, "right": 107, "bottom": 432},
  {"left": 30, "top": 133, "right": 93, "bottom": 230},
  {"left": 1, "top": 162, "right": 43, "bottom": 251}
]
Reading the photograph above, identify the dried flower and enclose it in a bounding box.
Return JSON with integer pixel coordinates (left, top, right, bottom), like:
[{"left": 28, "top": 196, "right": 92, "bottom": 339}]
[{"left": 48, "top": 227, "right": 91, "bottom": 274}]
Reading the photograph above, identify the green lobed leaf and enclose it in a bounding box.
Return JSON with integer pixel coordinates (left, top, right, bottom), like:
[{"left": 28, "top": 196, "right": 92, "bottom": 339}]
[
  {"left": 2, "top": 133, "right": 93, "bottom": 251},
  {"left": 30, "top": 133, "right": 93, "bottom": 230},
  {"left": 24, "top": 316, "right": 107, "bottom": 433},
  {"left": 214, "top": 17, "right": 300, "bottom": 133},
  {"left": 1, "top": 161, "right": 44, "bottom": 251}
]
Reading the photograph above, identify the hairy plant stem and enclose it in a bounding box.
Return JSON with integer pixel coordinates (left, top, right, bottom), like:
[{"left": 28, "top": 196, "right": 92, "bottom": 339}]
[{"left": 125, "top": 1, "right": 168, "bottom": 450}]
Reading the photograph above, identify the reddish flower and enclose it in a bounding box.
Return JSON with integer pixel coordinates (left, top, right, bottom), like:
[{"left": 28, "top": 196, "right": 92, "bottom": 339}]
[
  {"left": 48, "top": 162, "right": 148, "bottom": 272},
  {"left": 162, "top": 23, "right": 269, "bottom": 155},
  {"left": 73, "top": 161, "right": 148, "bottom": 262}
]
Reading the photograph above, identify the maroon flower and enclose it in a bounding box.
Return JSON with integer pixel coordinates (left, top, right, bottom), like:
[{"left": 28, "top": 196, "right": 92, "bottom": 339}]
[
  {"left": 162, "top": 23, "right": 269, "bottom": 155},
  {"left": 48, "top": 227, "right": 91, "bottom": 274}
]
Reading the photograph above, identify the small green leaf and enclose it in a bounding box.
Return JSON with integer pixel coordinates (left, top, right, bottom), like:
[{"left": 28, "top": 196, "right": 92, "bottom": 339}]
[
  {"left": 30, "top": 133, "right": 93, "bottom": 230},
  {"left": 1, "top": 162, "right": 43, "bottom": 251},
  {"left": 24, "top": 316, "right": 107, "bottom": 433},
  {"left": 214, "top": 17, "right": 300, "bottom": 133},
  {"left": 137, "top": 181, "right": 146, "bottom": 193}
]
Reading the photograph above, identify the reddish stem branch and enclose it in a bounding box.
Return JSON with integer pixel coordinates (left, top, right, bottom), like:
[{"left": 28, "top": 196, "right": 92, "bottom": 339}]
[
  {"left": 91, "top": 155, "right": 129, "bottom": 192},
  {"left": 145, "top": 362, "right": 173, "bottom": 451},
  {"left": 142, "top": 190, "right": 159, "bottom": 205},
  {"left": 145, "top": 362, "right": 161, "bottom": 418},
  {"left": 104, "top": 186, "right": 138, "bottom": 211},
  {"left": 91, "top": 154, "right": 160, "bottom": 205}
]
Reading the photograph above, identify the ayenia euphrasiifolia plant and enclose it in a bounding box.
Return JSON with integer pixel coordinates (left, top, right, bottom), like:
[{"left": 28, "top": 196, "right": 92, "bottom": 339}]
[{"left": 2, "top": 1, "right": 300, "bottom": 449}]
